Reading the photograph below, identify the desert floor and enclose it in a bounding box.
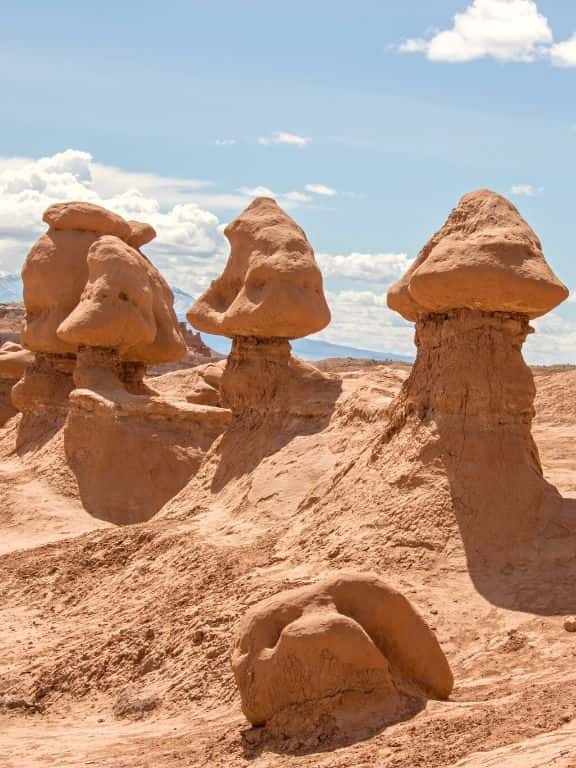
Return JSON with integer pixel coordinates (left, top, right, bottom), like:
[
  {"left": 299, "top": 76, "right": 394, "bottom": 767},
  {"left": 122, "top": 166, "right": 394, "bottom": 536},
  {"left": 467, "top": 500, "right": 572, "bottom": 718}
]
[{"left": 1, "top": 361, "right": 575, "bottom": 768}]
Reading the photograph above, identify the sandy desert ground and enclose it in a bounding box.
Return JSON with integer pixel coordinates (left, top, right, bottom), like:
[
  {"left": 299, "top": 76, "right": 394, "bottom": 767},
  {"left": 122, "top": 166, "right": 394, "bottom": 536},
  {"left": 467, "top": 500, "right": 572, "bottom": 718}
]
[{"left": 0, "top": 358, "right": 575, "bottom": 768}]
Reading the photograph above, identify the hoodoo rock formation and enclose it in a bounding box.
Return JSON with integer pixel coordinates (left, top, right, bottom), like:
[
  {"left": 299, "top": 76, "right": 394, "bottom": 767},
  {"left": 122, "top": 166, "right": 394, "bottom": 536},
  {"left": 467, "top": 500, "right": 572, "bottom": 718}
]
[
  {"left": 188, "top": 197, "right": 337, "bottom": 415},
  {"left": 381, "top": 191, "right": 570, "bottom": 579},
  {"left": 10, "top": 201, "right": 230, "bottom": 523},
  {"left": 15, "top": 201, "right": 187, "bottom": 408},
  {"left": 232, "top": 573, "right": 452, "bottom": 737}
]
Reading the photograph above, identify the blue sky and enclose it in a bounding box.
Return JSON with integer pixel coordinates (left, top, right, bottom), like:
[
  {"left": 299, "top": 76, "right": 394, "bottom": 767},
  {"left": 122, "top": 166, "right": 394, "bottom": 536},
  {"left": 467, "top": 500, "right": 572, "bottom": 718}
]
[{"left": 0, "top": 1, "right": 575, "bottom": 361}]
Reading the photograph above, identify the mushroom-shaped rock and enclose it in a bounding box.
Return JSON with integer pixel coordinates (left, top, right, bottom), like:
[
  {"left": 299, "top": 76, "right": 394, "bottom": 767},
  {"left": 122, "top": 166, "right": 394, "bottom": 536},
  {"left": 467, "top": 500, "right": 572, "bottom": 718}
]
[
  {"left": 56, "top": 235, "right": 171, "bottom": 397},
  {"left": 232, "top": 573, "right": 452, "bottom": 733},
  {"left": 43, "top": 201, "right": 131, "bottom": 241},
  {"left": 187, "top": 197, "right": 330, "bottom": 339},
  {"left": 388, "top": 190, "right": 568, "bottom": 321},
  {"left": 186, "top": 198, "right": 336, "bottom": 415}
]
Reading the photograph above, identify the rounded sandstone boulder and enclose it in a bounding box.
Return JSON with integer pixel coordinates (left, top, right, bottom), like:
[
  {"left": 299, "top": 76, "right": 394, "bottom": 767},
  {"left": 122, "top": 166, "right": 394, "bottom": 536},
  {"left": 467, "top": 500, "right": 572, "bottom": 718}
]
[
  {"left": 56, "top": 235, "right": 157, "bottom": 353},
  {"left": 232, "top": 572, "right": 453, "bottom": 729}
]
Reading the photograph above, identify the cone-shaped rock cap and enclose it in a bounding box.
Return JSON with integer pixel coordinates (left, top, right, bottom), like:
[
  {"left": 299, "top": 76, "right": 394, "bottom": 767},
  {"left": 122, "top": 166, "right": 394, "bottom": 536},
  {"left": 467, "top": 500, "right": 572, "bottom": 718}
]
[
  {"left": 187, "top": 197, "right": 330, "bottom": 339},
  {"left": 43, "top": 202, "right": 131, "bottom": 241},
  {"left": 388, "top": 190, "right": 568, "bottom": 320}
]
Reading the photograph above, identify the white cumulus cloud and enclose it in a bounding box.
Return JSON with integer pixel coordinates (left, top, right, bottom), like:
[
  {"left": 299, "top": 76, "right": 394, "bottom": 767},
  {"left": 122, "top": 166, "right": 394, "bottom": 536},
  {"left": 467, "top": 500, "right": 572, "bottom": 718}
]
[
  {"left": 549, "top": 34, "right": 576, "bottom": 68},
  {"left": 399, "top": 0, "right": 553, "bottom": 63},
  {"left": 317, "top": 251, "right": 412, "bottom": 283},
  {"left": 258, "top": 131, "right": 311, "bottom": 148},
  {"left": 0, "top": 149, "right": 228, "bottom": 295}
]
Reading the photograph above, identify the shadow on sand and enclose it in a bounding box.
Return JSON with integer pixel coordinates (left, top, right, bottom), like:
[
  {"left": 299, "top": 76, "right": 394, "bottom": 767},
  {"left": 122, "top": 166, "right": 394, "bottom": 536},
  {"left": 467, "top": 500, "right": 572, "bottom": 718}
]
[{"left": 210, "top": 376, "right": 342, "bottom": 493}]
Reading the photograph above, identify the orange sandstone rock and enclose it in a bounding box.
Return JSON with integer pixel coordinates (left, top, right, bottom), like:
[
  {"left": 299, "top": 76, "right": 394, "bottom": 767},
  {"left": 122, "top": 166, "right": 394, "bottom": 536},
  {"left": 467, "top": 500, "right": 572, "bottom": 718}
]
[
  {"left": 57, "top": 236, "right": 157, "bottom": 353},
  {"left": 127, "top": 220, "right": 157, "bottom": 249},
  {"left": 187, "top": 197, "right": 330, "bottom": 339},
  {"left": 232, "top": 573, "right": 452, "bottom": 731},
  {"left": 43, "top": 201, "right": 131, "bottom": 241},
  {"left": 388, "top": 190, "right": 568, "bottom": 321}
]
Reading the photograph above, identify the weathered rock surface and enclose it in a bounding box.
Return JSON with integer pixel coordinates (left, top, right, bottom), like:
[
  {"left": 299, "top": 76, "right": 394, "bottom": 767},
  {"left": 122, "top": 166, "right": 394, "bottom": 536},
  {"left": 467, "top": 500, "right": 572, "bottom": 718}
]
[
  {"left": 388, "top": 190, "right": 568, "bottom": 320},
  {"left": 21, "top": 229, "right": 95, "bottom": 354},
  {"left": 188, "top": 197, "right": 330, "bottom": 339},
  {"left": 220, "top": 336, "right": 340, "bottom": 415},
  {"left": 43, "top": 201, "right": 132, "bottom": 240},
  {"left": 11, "top": 352, "right": 75, "bottom": 415},
  {"left": 0, "top": 343, "right": 33, "bottom": 424},
  {"left": 0, "top": 342, "right": 33, "bottom": 381},
  {"left": 232, "top": 573, "right": 452, "bottom": 734},
  {"left": 57, "top": 235, "right": 157, "bottom": 353}
]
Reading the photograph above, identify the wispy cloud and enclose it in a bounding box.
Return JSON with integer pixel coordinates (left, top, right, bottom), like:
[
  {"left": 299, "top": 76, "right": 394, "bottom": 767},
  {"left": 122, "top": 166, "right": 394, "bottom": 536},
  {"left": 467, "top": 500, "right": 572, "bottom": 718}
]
[
  {"left": 510, "top": 183, "right": 542, "bottom": 197},
  {"left": 284, "top": 191, "right": 312, "bottom": 203},
  {"left": 305, "top": 183, "right": 337, "bottom": 197},
  {"left": 397, "top": 0, "right": 576, "bottom": 67},
  {"left": 214, "top": 138, "right": 237, "bottom": 146},
  {"left": 238, "top": 185, "right": 275, "bottom": 198},
  {"left": 257, "top": 131, "right": 311, "bottom": 148}
]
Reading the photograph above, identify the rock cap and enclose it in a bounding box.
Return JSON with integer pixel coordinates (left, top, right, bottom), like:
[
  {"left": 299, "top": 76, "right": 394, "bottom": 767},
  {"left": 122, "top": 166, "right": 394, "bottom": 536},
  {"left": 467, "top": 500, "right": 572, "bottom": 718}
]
[
  {"left": 388, "top": 189, "right": 568, "bottom": 320},
  {"left": 43, "top": 202, "right": 131, "bottom": 241},
  {"left": 187, "top": 197, "right": 330, "bottom": 339},
  {"left": 127, "top": 220, "right": 157, "bottom": 248}
]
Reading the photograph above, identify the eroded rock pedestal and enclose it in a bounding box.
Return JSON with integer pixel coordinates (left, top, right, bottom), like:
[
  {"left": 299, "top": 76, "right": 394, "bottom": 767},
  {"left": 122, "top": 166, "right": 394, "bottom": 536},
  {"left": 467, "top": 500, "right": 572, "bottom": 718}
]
[
  {"left": 188, "top": 197, "right": 337, "bottom": 419},
  {"left": 220, "top": 336, "right": 339, "bottom": 416},
  {"left": 384, "top": 308, "right": 553, "bottom": 559},
  {"left": 380, "top": 190, "right": 570, "bottom": 573}
]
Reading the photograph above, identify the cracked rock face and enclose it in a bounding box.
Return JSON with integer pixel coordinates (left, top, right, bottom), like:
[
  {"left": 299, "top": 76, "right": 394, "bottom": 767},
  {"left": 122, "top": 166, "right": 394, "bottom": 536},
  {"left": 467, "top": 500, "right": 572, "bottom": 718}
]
[
  {"left": 187, "top": 197, "right": 330, "bottom": 339},
  {"left": 232, "top": 573, "right": 452, "bottom": 734}
]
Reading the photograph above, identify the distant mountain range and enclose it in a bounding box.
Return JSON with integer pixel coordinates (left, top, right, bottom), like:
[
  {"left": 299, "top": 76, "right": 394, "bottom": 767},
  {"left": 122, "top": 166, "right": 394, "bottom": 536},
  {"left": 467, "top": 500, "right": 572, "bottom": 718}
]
[
  {"left": 0, "top": 273, "right": 412, "bottom": 362},
  {"left": 0, "top": 273, "right": 24, "bottom": 304}
]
